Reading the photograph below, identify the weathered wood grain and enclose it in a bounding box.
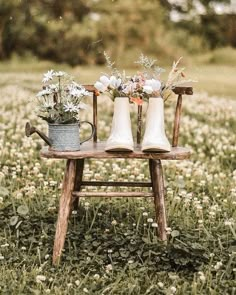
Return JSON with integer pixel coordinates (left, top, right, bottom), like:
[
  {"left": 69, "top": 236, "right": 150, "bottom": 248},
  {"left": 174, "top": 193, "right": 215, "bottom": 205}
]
[
  {"left": 80, "top": 181, "right": 152, "bottom": 187},
  {"left": 53, "top": 159, "right": 77, "bottom": 265},
  {"left": 172, "top": 94, "right": 183, "bottom": 147},
  {"left": 41, "top": 143, "right": 191, "bottom": 160},
  {"left": 73, "top": 191, "right": 153, "bottom": 198},
  {"left": 150, "top": 160, "right": 167, "bottom": 241},
  {"left": 72, "top": 159, "right": 84, "bottom": 211}
]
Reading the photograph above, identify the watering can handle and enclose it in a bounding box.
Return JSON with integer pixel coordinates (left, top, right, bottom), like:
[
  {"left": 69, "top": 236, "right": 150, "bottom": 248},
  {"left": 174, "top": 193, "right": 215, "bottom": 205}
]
[{"left": 79, "top": 121, "right": 95, "bottom": 144}]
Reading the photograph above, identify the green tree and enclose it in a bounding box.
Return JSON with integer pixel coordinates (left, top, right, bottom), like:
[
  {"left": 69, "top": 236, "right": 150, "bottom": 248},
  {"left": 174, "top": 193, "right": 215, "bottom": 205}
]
[{"left": 0, "top": 0, "right": 20, "bottom": 58}]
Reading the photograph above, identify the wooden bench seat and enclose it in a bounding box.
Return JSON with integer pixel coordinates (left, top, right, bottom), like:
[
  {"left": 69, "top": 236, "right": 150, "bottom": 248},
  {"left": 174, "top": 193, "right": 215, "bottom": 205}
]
[{"left": 41, "top": 142, "right": 191, "bottom": 160}]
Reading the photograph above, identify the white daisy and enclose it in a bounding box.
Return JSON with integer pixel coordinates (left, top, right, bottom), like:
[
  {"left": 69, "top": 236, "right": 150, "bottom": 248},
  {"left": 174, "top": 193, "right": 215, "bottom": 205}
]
[
  {"left": 43, "top": 101, "right": 55, "bottom": 109},
  {"left": 54, "top": 71, "right": 66, "bottom": 77},
  {"left": 36, "top": 89, "right": 52, "bottom": 97},
  {"left": 64, "top": 103, "right": 79, "bottom": 112},
  {"left": 42, "top": 70, "right": 54, "bottom": 83}
]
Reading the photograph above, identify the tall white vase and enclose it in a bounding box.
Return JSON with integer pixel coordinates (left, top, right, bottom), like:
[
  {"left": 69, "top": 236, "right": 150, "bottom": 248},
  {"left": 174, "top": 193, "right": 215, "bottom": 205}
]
[
  {"left": 141, "top": 97, "right": 171, "bottom": 152},
  {"left": 105, "top": 97, "right": 134, "bottom": 151}
]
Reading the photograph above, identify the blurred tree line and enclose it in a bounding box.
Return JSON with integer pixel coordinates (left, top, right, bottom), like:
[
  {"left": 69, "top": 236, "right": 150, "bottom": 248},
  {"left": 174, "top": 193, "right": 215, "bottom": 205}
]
[{"left": 0, "top": 0, "right": 235, "bottom": 65}]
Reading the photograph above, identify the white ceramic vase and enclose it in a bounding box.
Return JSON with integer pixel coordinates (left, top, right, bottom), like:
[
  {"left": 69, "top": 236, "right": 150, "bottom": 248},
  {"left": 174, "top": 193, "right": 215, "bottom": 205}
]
[
  {"left": 141, "top": 97, "right": 171, "bottom": 152},
  {"left": 105, "top": 97, "right": 134, "bottom": 151}
]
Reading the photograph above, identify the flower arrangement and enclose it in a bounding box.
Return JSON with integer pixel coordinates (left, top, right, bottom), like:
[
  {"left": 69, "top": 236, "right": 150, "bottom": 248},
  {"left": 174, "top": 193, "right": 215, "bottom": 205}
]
[
  {"left": 94, "top": 52, "right": 130, "bottom": 100},
  {"left": 135, "top": 54, "right": 196, "bottom": 101},
  {"left": 36, "top": 70, "right": 89, "bottom": 124},
  {"left": 94, "top": 53, "right": 196, "bottom": 105}
]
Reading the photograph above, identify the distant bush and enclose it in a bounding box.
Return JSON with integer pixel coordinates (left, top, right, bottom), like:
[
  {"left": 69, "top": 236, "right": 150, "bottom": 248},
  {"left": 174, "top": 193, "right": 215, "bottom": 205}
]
[{"left": 198, "top": 47, "right": 236, "bottom": 65}]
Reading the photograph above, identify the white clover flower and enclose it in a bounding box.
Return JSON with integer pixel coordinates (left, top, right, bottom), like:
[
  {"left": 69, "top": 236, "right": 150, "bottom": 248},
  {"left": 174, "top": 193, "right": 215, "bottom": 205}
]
[
  {"left": 147, "top": 218, "right": 153, "bottom": 223},
  {"left": 214, "top": 261, "right": 223, "bottom": 270},
  {"left": 93, "top": 274, "right": 100, "bottom": 280},
  {"left": 111, "top": 219, "right": 117, "bottom": 226},
  {"left": 152, "top": 222, "right": 158, "bottom": 228},
  {"left": 105, "top": 264, "right": 113, "bottom": 272},
  {"left": 170, "top": 286, "right": 177, "bottom": 294},
  {"left": 42, "top": 70, "right": 54, "bottom": 83},
  {"left": 36, "top": 275, "right": 46, "bottom": 283},
  {"left": 143, "top": 85, "right": 153, "bottom": 94},
  {"left": 158, "top": 282, "right": 164, "bottom": 288},
  {"left": 109, "top": 76, "right": 122, "bottom": 88}
]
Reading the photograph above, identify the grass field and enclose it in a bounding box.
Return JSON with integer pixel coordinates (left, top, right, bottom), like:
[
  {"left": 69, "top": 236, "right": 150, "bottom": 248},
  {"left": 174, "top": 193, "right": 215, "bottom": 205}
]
[{"left": 0, "top": 63, "right": 236, "bottom": 294}]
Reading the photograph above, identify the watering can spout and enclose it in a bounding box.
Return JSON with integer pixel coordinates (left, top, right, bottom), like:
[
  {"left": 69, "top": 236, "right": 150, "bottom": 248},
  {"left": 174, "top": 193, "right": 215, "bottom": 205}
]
[{"left": 25, "top": 122, "right": 52, "bottom": 146}]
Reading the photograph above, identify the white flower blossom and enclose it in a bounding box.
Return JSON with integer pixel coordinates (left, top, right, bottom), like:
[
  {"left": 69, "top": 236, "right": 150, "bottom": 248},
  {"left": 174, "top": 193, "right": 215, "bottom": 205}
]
[
  {"left": 36, "top": 89, "right": 52, "bottom": 97},
  {"left": 109, "top": 76, "right": 121, "bottom": 88},
  {"left": 42, "top": 101, "right": 55, "bottom": 109},
  {"left": 42, "top": 70, "right": 54, "bottom": 83},
  {"left": 145, "top": 79, "right": 161, "bottom": 91},
  {"left": 123, "top": 82, "right": 137, "bottom": 94},
  {"left": 36, "top": 275, "right": 46, "bottom": 283},
  {"left": 94, "top": 81, "right": 107, "bottom": 92},
  {"left": 54, "top": 71, "right": 65, "bottom": 77},
  {"left": 70, "top": 88, "right": 82, "bottom": 97},
  {"left": 143, "top": 85, "right": 153, "bottom": 94},
  {"left": 63, "top": 103, "right": 79, "bottom": 113},
  {"left": 100, "top": 75, "right": 110, "bottom": 87}
]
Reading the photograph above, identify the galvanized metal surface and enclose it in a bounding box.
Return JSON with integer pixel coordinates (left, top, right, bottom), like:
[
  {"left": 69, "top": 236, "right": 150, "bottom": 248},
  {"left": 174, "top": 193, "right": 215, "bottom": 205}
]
[{"left": 48, "top": 123, "right": 81, "bottom": 151}]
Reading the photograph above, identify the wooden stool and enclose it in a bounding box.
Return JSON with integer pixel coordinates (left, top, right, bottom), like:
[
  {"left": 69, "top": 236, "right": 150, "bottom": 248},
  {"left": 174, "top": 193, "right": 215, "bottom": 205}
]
[{"left": 40, "top": 86, "right": 193, "bottom": 264}]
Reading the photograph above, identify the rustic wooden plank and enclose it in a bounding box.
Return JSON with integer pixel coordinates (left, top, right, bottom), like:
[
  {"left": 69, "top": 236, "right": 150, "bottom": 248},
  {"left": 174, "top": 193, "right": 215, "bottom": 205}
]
[
  {"left": 172, "top": 86, "right": 193, "bottom": 95},
  {"left": 81, "top": 181, "right": 152, "bottom": 187},
  {"left": 72, "top": 159, "right": 84, "bottom": 211},
  {"left": 151, "top": 160, "right": 167, "bottom": 241},
  {"left": 40, "top": 143, "right": 191, "bottom": 160},
  {"left": 73, "top": 191, "right": 154, "bottom": 198},
  {"left": 53, "top": 159, "right": 77, "bottom": 265},
  {"left": 172, "top": 94, "right": 183, "bottom": 147},
  {"left": 83, "top": 85, "right": 96, "bottom": 92}
]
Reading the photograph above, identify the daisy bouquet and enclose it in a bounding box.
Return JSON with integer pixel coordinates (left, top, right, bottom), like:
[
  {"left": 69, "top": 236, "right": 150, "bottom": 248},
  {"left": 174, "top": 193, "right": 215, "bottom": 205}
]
[{"left": 36, "top": 70, "right": 90, "bottom": 124}]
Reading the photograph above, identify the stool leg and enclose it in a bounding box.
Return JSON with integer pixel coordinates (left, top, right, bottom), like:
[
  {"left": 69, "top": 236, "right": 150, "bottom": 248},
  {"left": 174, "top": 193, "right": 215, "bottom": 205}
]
[
  {"left": 150, "top": 159, "right": 167, "bottom": 241},
  {"left": 72, "top": 159, "right": 84, "bottom": 211},
  {"left": 53, "top": 159, "right": 77, "bottom": 265}
]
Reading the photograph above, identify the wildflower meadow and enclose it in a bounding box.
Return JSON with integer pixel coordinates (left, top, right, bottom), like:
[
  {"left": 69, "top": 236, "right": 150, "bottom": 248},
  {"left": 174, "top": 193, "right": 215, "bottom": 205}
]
[{"left": 0, "top": 65, "right": 235, "bottom": 294}]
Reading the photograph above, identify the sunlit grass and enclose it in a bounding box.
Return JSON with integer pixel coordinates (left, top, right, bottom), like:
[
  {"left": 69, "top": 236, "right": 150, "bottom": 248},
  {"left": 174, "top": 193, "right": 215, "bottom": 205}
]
[{"left": 0, "top": 64, "right": 235, "bottom": 294}]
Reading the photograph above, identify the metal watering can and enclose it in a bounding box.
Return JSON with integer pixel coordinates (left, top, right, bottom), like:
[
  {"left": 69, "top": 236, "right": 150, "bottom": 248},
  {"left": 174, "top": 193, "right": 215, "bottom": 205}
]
[{"left": 25, "top": 121, "right": 95, "bottom": 151}]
